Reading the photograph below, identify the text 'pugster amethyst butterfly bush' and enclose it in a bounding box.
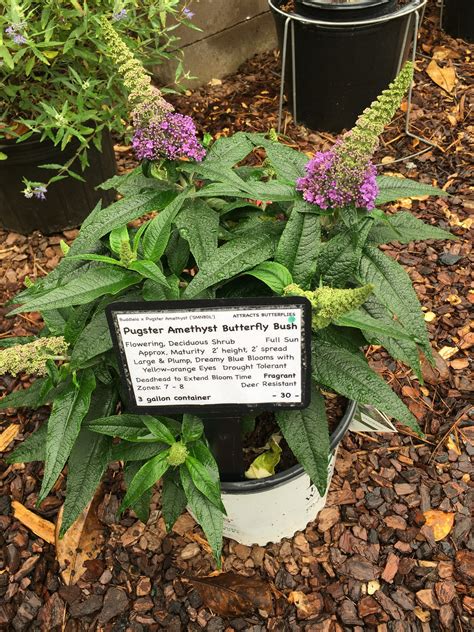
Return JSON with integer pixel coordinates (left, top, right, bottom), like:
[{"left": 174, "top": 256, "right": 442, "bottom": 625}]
[{"left": 0, "top": 20, "right": 454, "bottom": 565}]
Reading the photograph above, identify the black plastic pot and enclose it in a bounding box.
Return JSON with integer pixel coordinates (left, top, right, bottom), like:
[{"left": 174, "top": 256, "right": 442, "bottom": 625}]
[
  {"left": 0, "top": 131, "right": 117, "bottom": 235},
  {"left": 442, "top": 0, "right": 474, "bottom": 43},
  {"left": 270, "top": 0, "right": 420, "bottom": 132}
]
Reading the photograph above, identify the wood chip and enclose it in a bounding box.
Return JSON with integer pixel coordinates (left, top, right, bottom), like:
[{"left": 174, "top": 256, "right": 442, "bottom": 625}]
[
  {"left": 12, "top": 500, "right": 55, "bottom": 545},
  {"left": 0, "top": 424, "right": 20, "bottom": 451}
]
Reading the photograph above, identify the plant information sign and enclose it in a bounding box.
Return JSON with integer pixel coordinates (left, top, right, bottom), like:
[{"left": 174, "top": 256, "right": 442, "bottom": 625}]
[{"left": 107, "top": 297, "right": 311, "bottom": 415}]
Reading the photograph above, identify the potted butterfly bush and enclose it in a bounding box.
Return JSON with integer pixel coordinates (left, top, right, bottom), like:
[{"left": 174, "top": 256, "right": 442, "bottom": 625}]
[
  {"left": 0, "top": 0, "right": 194, "bottom": 234},
  {"left": 0, "top": 20, "right": 453, "bottom": 563}
]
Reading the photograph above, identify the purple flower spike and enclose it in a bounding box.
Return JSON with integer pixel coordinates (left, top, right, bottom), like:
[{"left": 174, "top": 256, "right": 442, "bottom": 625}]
[
  {"left": 183, "top": 8, "right": 195, "bottom": 19},
  {"left": 112, "top": 9, "right": 128, "bottom": 22},
  {"left": 132, "top": 112, "right": 205, "bottom": 162}
]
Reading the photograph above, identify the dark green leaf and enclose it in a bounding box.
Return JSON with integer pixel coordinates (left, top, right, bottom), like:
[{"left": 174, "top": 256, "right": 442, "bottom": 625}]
[
  {"left": 124, "top": 461, "right": 152, "bottom": 523},
  {"left": 85, "top": 414, "right": 155, "bottom": 441},
  {"left": 0, "top": 378, "right": 48, "bottom": 411},
  {"left": 185, "top": 456, "right": 225, "bottom": 513},
  {"left": 357, "top": 246, "right": 432, "bottom": 361},
  {"left": 64, "top": 302, "right": 95, "bottom": 345},
  {"left": 39, "top": 370, "right": 96, "bottom": 503},
  {"left": 245, "top": 261, "right": 293, "bottom": 294},
  {"left": 128, "top": 260, "right": 170, "bottom": 287},
  {"left": 312, "top": 329, "right": 420, "bottom": 433},
  {"left": 142, "top": 189, "right": 189, "bottom": 261},
  {"left": 175, "top": 201, "right": 219, "bottom": 267},
  {"left": 251, "top": 137, "right": 307, "bottom": 183},
  {"left": 162, "top": 471, "right": 187, "bottom": 531},
  {"left": 376, "top": 175, "right": 448, "bottom": 205},
  {"left": 7, "top": 422, "right": 47, "bottom": 463},
  {"left": 120, "top": 450, "right": 170, "bottom": 512},
  {"left": 111, "top": 440, "right": 165, "bottom": 462},
  {"left": 10, "top": 267, "right": 139, "bottom": 315},
  {"left": 276, "top": 383, "right": 329, "bottom": 495},
  {"left": 276, "top": 202, "right": 321, "bottom": 288},
  {"left": 70, "top": 310, "right": 112, "bottom": 369},
  {"left": 166, "top": 229, "right": 190, "bottom": 276},
  {"left": 180, "top": 466, "right": 223, "bottom": 564},
  {"left": 183, "top": 231, "right": 278, "bottom": 298},
  {"left": 368, "top": 211, "right": 455, "bottom": 245},
  {"left": 335, "top": 309, "right": 417, "bottom": 342},
  {"left": 182, "top": 415, "right": 204, "bottom": 443},
  {"left": 143, "top": 417, "right": 176, "bottom": 445},
  {"left": 205, "top": 132, "right": 253, "bottom": 167}
]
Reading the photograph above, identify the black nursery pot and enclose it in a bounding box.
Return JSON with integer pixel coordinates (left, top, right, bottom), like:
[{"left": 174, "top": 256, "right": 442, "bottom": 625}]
[
  {"left": 442, "top": 0, "right": 474, "bottom": 43},
  {"left": 218, "top": 400, "right": 357, "bottom": 545},
  {"left": 269, "top": 0, "right": 420, "bottom": 132},
  {"left": 0, "top": 131, "right": 117, "bottom": 235}
]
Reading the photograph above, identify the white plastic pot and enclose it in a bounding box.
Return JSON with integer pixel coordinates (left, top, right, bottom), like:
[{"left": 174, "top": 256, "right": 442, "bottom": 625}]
[{"left": 220, "top": 400, "right": 357, "bottom": 546}]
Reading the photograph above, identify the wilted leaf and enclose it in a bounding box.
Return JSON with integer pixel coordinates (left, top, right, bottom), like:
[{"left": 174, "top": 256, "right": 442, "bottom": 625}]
[
  {"left": 55, "top": 489, "right": 105, "bottom": 584},
  {"left": 185, "top": 572, "right": 274, "bottom": 616},
  {"left": 426, "top": 60, "right": 456, "bottom": 94},
  {"left": 245, "top": 434, "right": 282, "bottom": 479},
  {"left": 423, "top": 510, "right": 455, "bottom": 542},
  {"left": 12, "top": 500, "right": 55, "bottom": 544},
  {"left": 0, "top": 424, "right": 20, "bottom": 451}
]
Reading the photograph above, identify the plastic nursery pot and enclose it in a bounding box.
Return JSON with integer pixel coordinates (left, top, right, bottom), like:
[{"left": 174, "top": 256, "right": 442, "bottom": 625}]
[
  {"left": 0, "top": 130, "right": 117, "bottom": 235},
  {"left": 269, "top": 0, "right": 422, "bottom": 132},
  {"left": 220, "top": 400, "right": 357, "bottom": 546},
  {"left": 442, "top": 0, "right": 474, "bottom": 43}
]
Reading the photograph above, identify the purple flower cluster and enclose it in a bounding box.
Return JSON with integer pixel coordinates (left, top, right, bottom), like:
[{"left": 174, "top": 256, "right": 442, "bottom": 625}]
[
  {"left": 132, "top": 112, "right": 205, "bottom": 162},
  {"left": 112, "top": 9, "right": 128, "bottom": 22},
  {"left": 183, "top": 8, "right": 195, "bottom": 19},
  {"left": 296, "top": 145, "right": 378, "bottom": 211},
  {"left": 23, "top": 185, "right": 47, "bottom": 201},
  {"left": 5, "top": 22, "right": 27, "bottom": 45}
]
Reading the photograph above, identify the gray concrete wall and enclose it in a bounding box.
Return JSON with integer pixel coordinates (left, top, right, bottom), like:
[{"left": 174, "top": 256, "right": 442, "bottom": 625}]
[{"left": 157, "top": 0, "right": 277, "bottom": 88}]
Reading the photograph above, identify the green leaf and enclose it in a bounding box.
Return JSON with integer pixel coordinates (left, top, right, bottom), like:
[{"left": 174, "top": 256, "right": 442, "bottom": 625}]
[
  {"left": 109, "top": 225, "right": 129, "bottom": 255},
  {"left": 42, "top": 309, "right": 68, "bottom": 335},
  {"left": 183, "top": 231, "right": 278, "bottom": 298},
  {"left": 67, "top": 254, "right": 122, "bottom": 266},
  {"left": 245, "top": 261, "right": 293, "bottom": 295},
  {"left": 182, "top": 415, "right": 204, "bottom": 443},
  {"left": 251, "top": 137, "right": 307, "bottom": 182},
  {"left": 357, "top": 246, "right": 432, "bottom": 360},
  {"left": 276, "top": 202, "right": 321, "bottom": 288},
  {"left": 143, "top": 417, "right": 176, "bottom": 445},
  {"left": 124, "top": 461, "right": 152, "bottom": 523},
  {"left": 185, "top": 456, "right": 226, "bottom": 513},
  {"left": 318, "top": 218, "right": 373, "bottom": 287},
  {"left": 175, "top": 201, "right": 219, "bottom": 267},
  {"left": 245, "top": 435, "right": 282, "bottom": 479},
  {"left": 39, "top": 370, "right": 96, "bottom": 503},
  {"left": 360, "top": 295, "right": 423, "bottom": 381},
  {"left": 10, "top": 267, "right": 139, "bottom": 315},
  {"left": 70, "top": 310, "right": 111, "bottom": 369},
  {"left": 180, "top": 466, "right": 223, "bottom": 564},
  {"left": 277, "top": 383, "right": 330, "bottom": 494},
  {"left": 7, "top": 422, "right": 47, "bottom": 464},
  {"left": 64, "top": 302, "right": 95, "bottom": 345},
  {"left": 0, "top": 378, "right": 48, "bottom": 411},
  {"left": 166, "top": 229, "right": 190, "bottom": 276},
  {"left": 162, "top": 472, "right": 187, "bottom": 531},
  {"left": 376, "top": 175, "right": 448, "bottom": 205},
  {"left": 128, "top": 260, "right": 170, "bottom": 287},
  {"left": 120, "top": 450, "right": 170, "bottom": 512},
  {"left": 60, "top": 383, "right": 117, "bottom": 535},
  {"left": 312, "top": 329, "right": 420, "bottom": 433},
  {"left": 368, "top": 211, "right": 455, "bottom": 245},
  {"left": 142, "top": 189, "right": 189, "bottom": 261},
  {"left": 111, "top": 441, "right": 165, "bottom": 462},
  {"left": 86, "top": 414, "right": 155, "bottom": 441},
  {"left": 335, "top": 309, "right": 417, "bottom": 342},
  {"left": 0, "top": 336, "right": 35, "bottom": 348},
  {"left": 205, "top": 132, "right": 253, "bottom": 167}
]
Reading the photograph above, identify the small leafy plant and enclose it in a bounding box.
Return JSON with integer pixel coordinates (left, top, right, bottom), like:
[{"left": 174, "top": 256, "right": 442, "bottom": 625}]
[
  {"left": 0, "top": 0, "right": 195, "bottom": 196},
  {"left": 0, "top": 24, "right": 454, "bottom": 563}
]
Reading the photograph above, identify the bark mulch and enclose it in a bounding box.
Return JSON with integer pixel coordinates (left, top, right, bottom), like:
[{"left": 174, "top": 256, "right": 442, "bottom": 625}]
[{"left": 0, "top": 2, "right": 473, "bottom": 630}]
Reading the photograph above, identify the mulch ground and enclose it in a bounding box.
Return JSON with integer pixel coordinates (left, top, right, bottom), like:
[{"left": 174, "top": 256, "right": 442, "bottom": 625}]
[{"left": 0, "top": 2, "right": 473, "bottom": 631}]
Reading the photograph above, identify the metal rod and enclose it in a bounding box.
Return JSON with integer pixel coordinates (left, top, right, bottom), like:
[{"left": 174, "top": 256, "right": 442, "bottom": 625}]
[
  {"left": 291, "top": 20, "right": 297, "bottom": 126},
  {"left": 277, "top": 16, "right": 291, "bottom": 133}
]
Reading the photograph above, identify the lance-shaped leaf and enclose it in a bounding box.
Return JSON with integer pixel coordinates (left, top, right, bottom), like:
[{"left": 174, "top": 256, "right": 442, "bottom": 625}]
[
  {"left": 204, "top": 132, "right": 253, "bottom": 167},
  {"left": 357, "top": 245, "right": 432, "bottom": 361},
  {"left": 185, "top": 455, "right": 226, "bottom": 513},
  {"left": 162, "top": 471, "right": 187, "bottom": 531},
  {"left": 39, "top": 370, "right": 96, "bottom": 503},
  {"left": 10, "top": 267, "right": 139, "bottom": 315},
  {"left": 7, "top": 422, "right": 47, "bottom": 463},
  {"left": 143, "top": 416, "right": 176, "bottom": 445},
  {"left": 120, "top": 450, "right": 170, "bottom": 512},
  {"left": 128, "top": 260, "right": 170, "bottom": 287},
  {"left": 0, "top": 378, "right": 48, "bottom": 411},
  {"left": 142, "top": 189, "right": 189, "bottom": 261},
  {"left": 250, "top": 136, "right": 307, "bottom": 183},
  {"left": 124, "top": 461, "right": 152, "bottom": 523},
  {"left": 245, "top": 261, "right": 293, "bottom": 295},
  {"left": 277, "top": 383, "right": 329, "bottom": 495},
  {"left": 369, "top": 211, "right": 455, "bottom": 245},
  {"left": 180, "top": 466, "right": 223, "bottom": 564},
  {"left": 375, "top": 175, "right": 448, "bottom": 205},
  {"left": 182, "top": 415, "right": 204, "bottom": 443},
  {"left": 183, "top": 231, "right": 278, "bottom": 298},
  {"left": 175, "top": 201, "right": 219, "bottom": 267}
]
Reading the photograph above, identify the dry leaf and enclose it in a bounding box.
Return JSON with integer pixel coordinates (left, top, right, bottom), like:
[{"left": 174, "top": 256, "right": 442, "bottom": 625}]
[
  {"left": 381, "top": 156, "right": 395, "bottom": 164},
  {"left": 288, "top": 591, "right": 323, "bottom": 619},
  {"left": 423, "top": 510, "right": 455, "bottom": 542},
  {"left": 438, "top": 346, "right": 459, "bottom": 360},
  {"left": 426, "top": 60, "right": 456, "bottom": 94},
  {"left": 12, "top": 500, "right": 55, "bottom": 545},
  {"left": 0, "top": 424, "right": 20, "bottom": 451},
  {"left": 446, "top": 436, "right": 461, "bottom": 456},
  {"left": 446, "top": 294, "right": 462, "bottom": 305},
  {"left": 55, "top": 490, "right": 105, "bottom": 585},
  {"left": 185, "top": 572, "right": 274, "bottom": 617},
  {"left": 424, "top": 311, "right": 436, "bottom": 323},
  {"left": 414, "top": 606, "right": 431, "bottom": 622}
]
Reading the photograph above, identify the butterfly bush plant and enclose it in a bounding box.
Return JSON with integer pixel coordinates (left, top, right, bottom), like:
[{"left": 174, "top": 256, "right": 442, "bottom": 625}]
[
  {"left": 0, "top": 0, "right": 196, "bottom": 197},
  {"left": 1, "top": 22, "right": 454, "bottom": 562}
]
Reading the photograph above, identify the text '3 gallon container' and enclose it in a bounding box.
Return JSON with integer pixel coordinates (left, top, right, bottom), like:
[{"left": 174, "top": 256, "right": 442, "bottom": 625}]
[{"left": 269, "top": 0, "right": 423, "bottom": 132}]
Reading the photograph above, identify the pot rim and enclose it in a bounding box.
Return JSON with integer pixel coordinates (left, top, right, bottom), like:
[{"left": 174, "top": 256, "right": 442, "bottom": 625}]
[
  {"left": 221, "top": 398, "right": 357, "bottom": 494},
  {"left": 268, "top": 0, "right": 425, "bottom": 26}
]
